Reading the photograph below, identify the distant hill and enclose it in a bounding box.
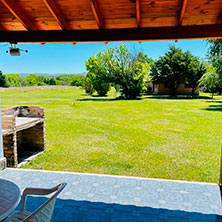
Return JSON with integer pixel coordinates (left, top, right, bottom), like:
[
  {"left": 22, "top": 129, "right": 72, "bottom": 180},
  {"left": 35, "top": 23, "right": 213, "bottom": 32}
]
[{"left": 7, "top": 73, "right": 86, "bottom": 77}]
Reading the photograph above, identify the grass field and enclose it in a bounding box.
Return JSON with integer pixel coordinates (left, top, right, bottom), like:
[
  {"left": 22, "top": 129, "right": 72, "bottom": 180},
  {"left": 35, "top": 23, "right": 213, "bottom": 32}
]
[{"left": 1, "top": 86, "right": 222, "bottom": 183}]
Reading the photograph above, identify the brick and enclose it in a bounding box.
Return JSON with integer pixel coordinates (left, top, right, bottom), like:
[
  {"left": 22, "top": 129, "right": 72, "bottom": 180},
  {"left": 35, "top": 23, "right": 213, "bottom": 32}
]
[{"left": 2, "top": 106, "right": 45, "bottom": 167}]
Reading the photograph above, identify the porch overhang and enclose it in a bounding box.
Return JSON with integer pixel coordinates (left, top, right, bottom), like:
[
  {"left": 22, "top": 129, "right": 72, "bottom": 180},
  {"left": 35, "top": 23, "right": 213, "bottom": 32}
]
[
  {"left": 0, "top": 24, "right": 222, "bottom": 43},
  {"left": 0, "top": 0, "right": 221, "bottom": 43}
]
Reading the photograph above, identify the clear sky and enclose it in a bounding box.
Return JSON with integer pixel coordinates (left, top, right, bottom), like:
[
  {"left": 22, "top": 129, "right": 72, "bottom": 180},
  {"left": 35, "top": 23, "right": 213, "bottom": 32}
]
[{"left": 0, "top": 39, "right": 208, "bottom": 74}]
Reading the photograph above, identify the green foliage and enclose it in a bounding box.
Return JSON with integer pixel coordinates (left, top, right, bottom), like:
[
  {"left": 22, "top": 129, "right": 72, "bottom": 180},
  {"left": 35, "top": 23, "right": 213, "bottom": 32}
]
[
  {"left": 24, "top": 74, "right": 39, "bottom": 86},
  {"left": 199, "top": 64, "right": 221, "bottom": 98},
  {"left": 69, "top": 75, "right": 85, "bottom": 87},
  {"left": 207, "top": 39, "right": 222, "bottom": 94},
  {"left": 85, "top": 44, "right": 151, "bottom": 99},
  {"left": 82, "top": 76, "right": 94, "bottom": 95},
  {"left": 0, "top": 71, "right": 8, "bottom": 87},
  {"left": 151, "top": 45, "right": 206, "bottom": 96},
  {"left": 5, "top": 74, "right": 23, "bottom": 87},
  {"left": 186, "top": 59, "right": 207, "bottom": 97},
  {"left": 83, "top": 71, "right": 110, "bottom": 96},
  {"left": 48, "top": 77, "right": 57, "bottom": 85},
  {"left": 4, "top": 73, "right": 85, "bottom": 87},
  {"left": 56, "top": 74, "right": 84, "bottom": 86},
  {"left": 207, "top": 39, "right": 222, "bottom": 74}
]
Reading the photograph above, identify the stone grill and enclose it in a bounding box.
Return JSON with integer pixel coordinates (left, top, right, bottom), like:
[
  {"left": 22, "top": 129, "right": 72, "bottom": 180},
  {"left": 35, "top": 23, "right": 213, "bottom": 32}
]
[{"left": 1, "top": 106, "right": 45, "bottom": 167}]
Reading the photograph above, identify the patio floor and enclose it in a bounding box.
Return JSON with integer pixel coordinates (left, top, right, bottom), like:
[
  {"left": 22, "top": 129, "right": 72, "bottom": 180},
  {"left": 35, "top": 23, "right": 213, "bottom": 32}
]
[{"left": 0, "top": 168, "right": 221, "bottom": 222}]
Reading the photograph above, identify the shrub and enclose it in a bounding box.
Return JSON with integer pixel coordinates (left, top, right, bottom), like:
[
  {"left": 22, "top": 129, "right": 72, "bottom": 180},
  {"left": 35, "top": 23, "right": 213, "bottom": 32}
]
[{"left": 83, "top": 77, "right": 94, "bottom": 95}]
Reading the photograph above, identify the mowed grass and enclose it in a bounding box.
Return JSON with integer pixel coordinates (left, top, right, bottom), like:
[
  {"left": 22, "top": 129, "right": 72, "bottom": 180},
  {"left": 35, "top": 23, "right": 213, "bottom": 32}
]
[{"left": 0, "top": 86, "right": 222, "bottom": 183}]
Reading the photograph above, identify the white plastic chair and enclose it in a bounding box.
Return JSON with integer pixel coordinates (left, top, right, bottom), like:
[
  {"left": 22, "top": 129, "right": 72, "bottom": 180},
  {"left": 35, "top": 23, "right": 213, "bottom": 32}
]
[{"left": 3, "top": 182, "right": 67, "bottom": 222}]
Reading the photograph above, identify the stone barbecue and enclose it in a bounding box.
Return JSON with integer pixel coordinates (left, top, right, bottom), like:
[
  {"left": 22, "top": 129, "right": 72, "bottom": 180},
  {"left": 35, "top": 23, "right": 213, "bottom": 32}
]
[{"left": 1, "top": 106, "right": 45, "bottom": 167}]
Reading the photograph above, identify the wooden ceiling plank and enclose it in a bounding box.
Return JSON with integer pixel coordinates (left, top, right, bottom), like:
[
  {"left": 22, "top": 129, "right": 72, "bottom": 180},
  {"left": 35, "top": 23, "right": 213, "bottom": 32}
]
[
  {"left": 136, "top": 0, "right": 140, "bottom": 27},
  {"left": 42, "top": 0, "right": 69, "bottom": 30},
  {"left": 89, "top": 0, "right": 104, "bottom": 29},
  {"left": 0, "top": 25, "right": 221, "bottom": 43},
  {"left": 0, "top": 0, "right": 35, "bottom": 30},
  {"left": 179, "top": 0, "right": 188, "bottom": 25}
]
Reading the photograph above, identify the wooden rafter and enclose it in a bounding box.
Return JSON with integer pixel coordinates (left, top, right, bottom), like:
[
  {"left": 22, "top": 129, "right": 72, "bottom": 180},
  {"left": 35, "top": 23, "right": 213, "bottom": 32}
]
[
  {"left": 179, "top": 0, "right": 188, "bottom": 26},
  {"left": 89, "top": 0, "right": 104, "bottom": 29},
  {"left": 136, "top": 0, "right": 141, "bottom": 27},
  {"left": 0, "top": 23, "right": 5, "bottom": 30},
  {"left": 0, "top": 25, "right": 221, "bottom": 43},
  {"left": 42, "top": 0, "right": 69, "bottom": 30},
  {"left": 0, "top": 0, "right": 35, "bottom": 30}
]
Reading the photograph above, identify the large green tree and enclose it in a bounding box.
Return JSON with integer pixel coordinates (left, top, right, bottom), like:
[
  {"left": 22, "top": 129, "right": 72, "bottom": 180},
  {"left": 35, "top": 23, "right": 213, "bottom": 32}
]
[
  {"left": 151, "top": 45, "right": 205, "bottom": 96},
  {"left": 85, "top": 44, "right": 151, "bottom": 99},
  {"left": 207, "top": 39, "right": 222, "bottom": 94},
  {"left": 207, "top": 39, "right": 222, "bottom": 74}
]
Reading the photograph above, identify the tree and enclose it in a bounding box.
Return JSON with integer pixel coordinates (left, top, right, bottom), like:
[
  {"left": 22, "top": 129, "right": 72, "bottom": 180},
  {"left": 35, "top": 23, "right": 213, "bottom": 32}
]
[
  {"left": 85, "top": 44, "right": 151, "bottom": 99},
  {"left": 24, "top": 74, "right": 38, "bottom": 86},
  {"left": 199, "top": 64, "right": 219, "bottom": 99},
  {"left": 207, "top": 39, "right": 222, "bottom": 73},
  {"left": 207, "top": 39, "right": 222, "bottom": 94},
  {"left": 151, "top": 45, "right": 205, "bottom": 96},
  {"left": 0, "top": 71, "right": 8, "bottom": 87},
  {"left": 5, "top": 74, "right": 23, "bottom": 87},
  {"left": 82, "top": 71, "right": 110, "bottom": 96},
  {"left": 69, "top": 75, "right": 85, "bottom": 87},
  {"left": 48, "top": 77, "right": 57, "bottom": 85},
  {"left": 187, "top": 59, "right": 206, "bottom": 97}
]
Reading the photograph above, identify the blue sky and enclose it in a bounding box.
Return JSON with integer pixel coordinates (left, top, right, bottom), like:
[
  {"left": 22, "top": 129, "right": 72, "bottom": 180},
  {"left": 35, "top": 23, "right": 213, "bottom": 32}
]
[{"left": 0, "top": 40, "right": 208, "bottom": 74}]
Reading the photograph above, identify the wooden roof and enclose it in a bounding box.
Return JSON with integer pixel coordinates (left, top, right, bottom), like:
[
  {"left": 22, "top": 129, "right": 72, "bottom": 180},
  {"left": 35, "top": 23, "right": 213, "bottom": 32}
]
[{"left": 0, "top": 0, "right": 221, "bottom": 43}]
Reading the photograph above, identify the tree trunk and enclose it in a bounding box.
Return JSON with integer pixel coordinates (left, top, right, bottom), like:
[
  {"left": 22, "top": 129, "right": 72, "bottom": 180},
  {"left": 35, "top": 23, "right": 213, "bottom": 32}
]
[{"left": 192, "top": 87, "right": 195, "bottom": 98}]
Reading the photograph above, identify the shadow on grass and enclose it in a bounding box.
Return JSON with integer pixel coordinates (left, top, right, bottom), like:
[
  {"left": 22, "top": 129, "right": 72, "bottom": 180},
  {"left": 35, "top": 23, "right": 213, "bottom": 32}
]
[
  {"left": 77, "top": 98, "right": 118, "bottom": 102},
  {"left": 144, "top": 95, "right": 211, "bottom": 100},
  {"left": 206, "top": 100, "right": 222, "bottom": 104},
  {"left": 14, "top": 196, "right": 221, "bottom": 222},
  {"left": 202, "top": 104, "right": 222, "bottom": 112},
  {"left": 202, "top": 100, "right": 222, "bottom": 112},
  {"left": 77, "top": 95, "right": 211, "bottom": 102}
]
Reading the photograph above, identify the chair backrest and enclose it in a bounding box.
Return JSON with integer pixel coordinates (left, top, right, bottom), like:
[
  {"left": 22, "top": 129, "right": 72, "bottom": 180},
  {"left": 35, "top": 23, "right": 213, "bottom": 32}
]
[{"left": 23, "top": 183, "right": 67, "bottom": 222}]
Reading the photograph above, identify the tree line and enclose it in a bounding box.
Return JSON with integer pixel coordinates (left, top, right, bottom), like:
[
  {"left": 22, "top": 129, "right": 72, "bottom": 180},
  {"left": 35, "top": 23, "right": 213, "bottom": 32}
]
[
  {"left": 0, "top": 73, "right": 85, "bottom": 87},
  {"left": 84, "top": 41, "right": 222, "bottom": 99},
  {"left": 0, "top": 40, "right": 221, "bottom": 99}
]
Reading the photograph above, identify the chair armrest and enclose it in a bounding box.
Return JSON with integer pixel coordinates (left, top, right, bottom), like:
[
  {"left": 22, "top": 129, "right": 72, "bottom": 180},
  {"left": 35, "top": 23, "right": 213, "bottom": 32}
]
[{"left": 20, "top": 183, "right": 65, "bottom": 211}]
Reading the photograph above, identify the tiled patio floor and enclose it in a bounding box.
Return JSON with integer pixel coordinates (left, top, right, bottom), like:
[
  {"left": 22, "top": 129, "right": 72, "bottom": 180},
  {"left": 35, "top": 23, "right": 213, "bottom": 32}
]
[{"left": 0, "top": 168, "right": 221, "bottom": 222}]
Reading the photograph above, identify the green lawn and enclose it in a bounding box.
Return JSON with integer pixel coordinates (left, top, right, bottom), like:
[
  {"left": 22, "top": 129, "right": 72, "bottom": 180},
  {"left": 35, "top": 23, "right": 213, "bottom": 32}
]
[{"left": 1, "top": 86, "right": 222, "bottom": 183}]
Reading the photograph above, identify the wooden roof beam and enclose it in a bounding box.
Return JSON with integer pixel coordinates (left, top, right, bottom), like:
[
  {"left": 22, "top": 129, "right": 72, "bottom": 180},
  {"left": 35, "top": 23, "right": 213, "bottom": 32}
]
[
  {"left": 89, "top": 0, "right": 104, "bottom": 29},
  {"left": 42, "top": 0, "right": 69, "bottom": 30},
  {"left": 0, "top": 0, "right": 35, "bottom": 30},
  {"left": 179, "top": 0, "right": 188, "bottom": 26},
  {"left": 136, "top": 0, "right": 141, "bottom": 28},
  {"left": 0, "top": 25, "right": 221, "bottom": 43}
]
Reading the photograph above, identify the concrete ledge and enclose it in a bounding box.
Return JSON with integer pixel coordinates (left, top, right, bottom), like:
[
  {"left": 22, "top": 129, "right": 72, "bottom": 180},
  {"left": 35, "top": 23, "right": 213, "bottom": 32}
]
[{"left": 0, "top": 157, "right": 6, "bottom": 170}]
